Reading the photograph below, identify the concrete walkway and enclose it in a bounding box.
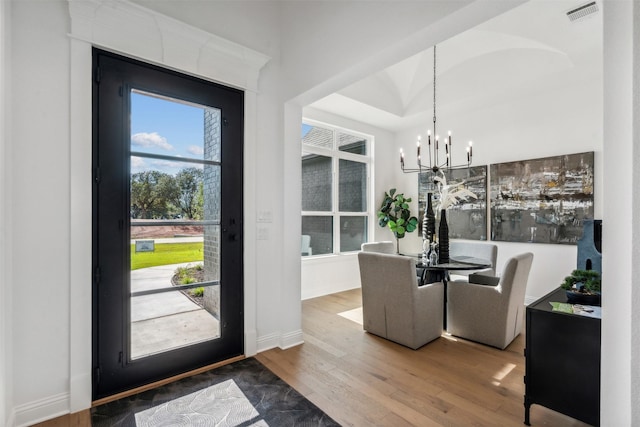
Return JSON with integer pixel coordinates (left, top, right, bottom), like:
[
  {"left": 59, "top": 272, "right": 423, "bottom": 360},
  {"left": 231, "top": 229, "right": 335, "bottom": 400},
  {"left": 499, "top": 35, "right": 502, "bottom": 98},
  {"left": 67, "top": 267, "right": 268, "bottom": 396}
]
[{"left": 130, "top": 262, "right": 220, "bottom": 360}]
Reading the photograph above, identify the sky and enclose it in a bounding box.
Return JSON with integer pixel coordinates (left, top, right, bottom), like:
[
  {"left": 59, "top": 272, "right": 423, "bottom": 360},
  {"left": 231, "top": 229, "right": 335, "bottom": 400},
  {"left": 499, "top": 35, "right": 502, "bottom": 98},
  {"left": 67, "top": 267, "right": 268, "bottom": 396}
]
[
  {"left": 301, "top": 123, "right": 312, "bottom": 138},
  {"left": 130, "top": 90, "right": 209, "bottom": 176}
]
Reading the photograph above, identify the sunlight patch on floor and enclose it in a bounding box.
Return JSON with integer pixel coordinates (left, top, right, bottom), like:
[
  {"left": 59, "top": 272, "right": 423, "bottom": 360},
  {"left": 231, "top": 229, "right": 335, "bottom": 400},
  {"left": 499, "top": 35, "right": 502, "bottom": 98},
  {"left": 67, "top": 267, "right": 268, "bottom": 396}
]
[
  {"left": 338, "top": 307, "right": 363, "bottom": 325},
  {"left": 441, "top": 332, "right": 458, "bottom": 342},
  {"left": 135, "top": 379, "right": 267, "bottom": 426},
  {"left": 492, "top": 362, "right": 517, "bottom": 386}
]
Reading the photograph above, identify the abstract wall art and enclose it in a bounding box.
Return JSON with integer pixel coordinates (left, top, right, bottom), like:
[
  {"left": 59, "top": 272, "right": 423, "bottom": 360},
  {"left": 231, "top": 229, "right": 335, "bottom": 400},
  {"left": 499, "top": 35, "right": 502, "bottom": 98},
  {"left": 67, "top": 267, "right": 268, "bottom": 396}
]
[
  {"left": 419, "top": 166, "right": 487, "bottom": 241},
  {"left": 490, "top": 152, "right": 594, "bottom": 244}
]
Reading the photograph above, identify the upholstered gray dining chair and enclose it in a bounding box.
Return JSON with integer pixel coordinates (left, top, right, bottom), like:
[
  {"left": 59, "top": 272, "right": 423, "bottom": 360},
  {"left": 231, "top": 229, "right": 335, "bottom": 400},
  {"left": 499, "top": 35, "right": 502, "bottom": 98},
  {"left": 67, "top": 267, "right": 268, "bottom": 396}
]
[
  {"left": 357, "top": 252, "right": 444, "bottom": 349},
  {"left": 448, "top": 241, "right": 498, "bottom": 280},
  {"left": 362, "top": 241, "right": 431, "bottom": 284},
  {"left": 361, "top": 241, "right": 396, "bottom": 254},
  {"left": 446, "top": 252, "right": 533, "bottom": 349}
]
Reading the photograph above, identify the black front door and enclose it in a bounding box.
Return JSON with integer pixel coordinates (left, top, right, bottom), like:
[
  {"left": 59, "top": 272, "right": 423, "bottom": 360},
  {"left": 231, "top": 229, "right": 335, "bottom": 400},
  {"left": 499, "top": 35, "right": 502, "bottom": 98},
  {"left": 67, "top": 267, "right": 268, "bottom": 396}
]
[{"left": 92, "top": 49, "right": 244, "bottom": 400}]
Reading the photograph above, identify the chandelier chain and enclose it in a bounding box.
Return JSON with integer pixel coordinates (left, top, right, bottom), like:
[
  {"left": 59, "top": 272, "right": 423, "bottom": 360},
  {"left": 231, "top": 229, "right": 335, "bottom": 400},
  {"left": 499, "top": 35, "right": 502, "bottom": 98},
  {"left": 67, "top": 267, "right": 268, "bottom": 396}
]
[{"left": 432, "top": 45, "right": 437, "bottom": 137}]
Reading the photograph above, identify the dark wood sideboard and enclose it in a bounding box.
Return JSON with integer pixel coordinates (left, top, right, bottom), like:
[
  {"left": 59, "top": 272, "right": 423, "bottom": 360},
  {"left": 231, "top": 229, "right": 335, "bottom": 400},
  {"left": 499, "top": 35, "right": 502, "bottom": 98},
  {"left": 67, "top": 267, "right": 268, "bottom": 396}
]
[{"left": 524, "top": 287, "right": 601, "bottom": 426}]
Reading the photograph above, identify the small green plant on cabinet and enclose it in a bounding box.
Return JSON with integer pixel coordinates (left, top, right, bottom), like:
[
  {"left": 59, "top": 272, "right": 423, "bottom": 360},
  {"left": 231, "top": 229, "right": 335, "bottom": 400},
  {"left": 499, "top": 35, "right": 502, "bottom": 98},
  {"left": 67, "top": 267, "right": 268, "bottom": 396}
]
[
  {"left": 377, "top": 188, "right": 418, "bottom": 239},
  {"left": 561, "top": 269, "right": 601, "bottom": 294}
]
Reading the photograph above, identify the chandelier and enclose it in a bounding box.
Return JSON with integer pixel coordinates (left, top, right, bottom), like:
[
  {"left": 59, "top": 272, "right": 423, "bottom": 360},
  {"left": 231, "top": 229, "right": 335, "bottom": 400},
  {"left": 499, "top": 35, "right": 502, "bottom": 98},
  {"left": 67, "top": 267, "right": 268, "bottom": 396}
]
[
  {"left": 397, "top": 45, "right": 478, "bottom": 264},
  {"left": 399, "top": 45, "right": 474, "bottom": 175}
]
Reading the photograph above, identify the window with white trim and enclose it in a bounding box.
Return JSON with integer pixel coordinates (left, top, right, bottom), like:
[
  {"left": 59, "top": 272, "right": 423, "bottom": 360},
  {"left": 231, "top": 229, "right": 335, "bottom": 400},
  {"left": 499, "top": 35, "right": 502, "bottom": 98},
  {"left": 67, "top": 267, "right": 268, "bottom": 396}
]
[{"left": 301, "top": 120, "right": 372, "bottom": 256}]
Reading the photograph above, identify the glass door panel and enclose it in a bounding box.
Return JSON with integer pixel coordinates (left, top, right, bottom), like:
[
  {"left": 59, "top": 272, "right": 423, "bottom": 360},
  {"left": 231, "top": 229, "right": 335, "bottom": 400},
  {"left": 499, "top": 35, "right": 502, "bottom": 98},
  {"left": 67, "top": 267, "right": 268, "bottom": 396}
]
[{"left": 129, "top": 90, "right": 222, "bottom": 360}]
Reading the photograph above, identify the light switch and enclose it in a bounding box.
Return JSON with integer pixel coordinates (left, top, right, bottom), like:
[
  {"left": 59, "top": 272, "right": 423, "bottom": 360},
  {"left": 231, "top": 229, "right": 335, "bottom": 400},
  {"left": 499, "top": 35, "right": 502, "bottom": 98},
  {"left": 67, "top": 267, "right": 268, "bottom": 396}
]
[
  {"left": 257, "top": 226, "right": 269, "bottom": 240},
  {"left": 257, "top": 210, "right": 273, "bottom": 223}
]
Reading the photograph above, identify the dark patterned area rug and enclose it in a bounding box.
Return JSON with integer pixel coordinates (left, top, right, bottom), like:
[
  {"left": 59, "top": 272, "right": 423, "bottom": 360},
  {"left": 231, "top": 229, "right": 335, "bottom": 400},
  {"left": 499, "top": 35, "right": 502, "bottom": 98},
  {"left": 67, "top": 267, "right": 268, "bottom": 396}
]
[{"left": 91, "top": 358, "right": 340, "bottom": 426}]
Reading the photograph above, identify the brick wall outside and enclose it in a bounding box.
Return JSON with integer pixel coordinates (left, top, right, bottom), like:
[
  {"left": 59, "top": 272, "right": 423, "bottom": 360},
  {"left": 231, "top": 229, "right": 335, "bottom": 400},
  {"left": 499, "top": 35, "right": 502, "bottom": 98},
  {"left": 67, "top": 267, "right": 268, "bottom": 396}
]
[
  {"left": 203, "top": 108, "right": 221, "bottom": 318},
  {"left": 338, "top": 159, "right": 366, "bottom": 212}
]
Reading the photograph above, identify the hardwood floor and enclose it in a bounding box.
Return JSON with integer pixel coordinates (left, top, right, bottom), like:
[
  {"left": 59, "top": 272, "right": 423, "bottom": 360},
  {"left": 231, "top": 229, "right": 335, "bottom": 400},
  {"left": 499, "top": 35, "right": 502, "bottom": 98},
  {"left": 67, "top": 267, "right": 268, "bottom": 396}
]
[
  {"left": 256, "top": 288, "right": 591, "bottom": 427},
  {"left": 30, "top": 410, "right": 91, "bottom": 427}
]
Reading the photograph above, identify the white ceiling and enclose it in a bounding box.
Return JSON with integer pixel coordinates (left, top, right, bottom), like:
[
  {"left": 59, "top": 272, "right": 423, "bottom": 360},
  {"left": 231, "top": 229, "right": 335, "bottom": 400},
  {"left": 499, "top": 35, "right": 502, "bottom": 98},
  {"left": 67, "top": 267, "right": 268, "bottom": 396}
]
[{"left": 308, "top": 0, "right": 602, "bottom": 132}]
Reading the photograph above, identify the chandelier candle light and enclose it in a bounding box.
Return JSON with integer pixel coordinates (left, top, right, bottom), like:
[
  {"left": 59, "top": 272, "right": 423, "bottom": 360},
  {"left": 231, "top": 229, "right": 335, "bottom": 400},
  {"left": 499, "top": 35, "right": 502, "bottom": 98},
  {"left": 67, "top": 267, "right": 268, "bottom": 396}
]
[
  {"left": 400, "top": 133, "right": 472, "bottom": 172},
  {"left": 399, "top": 44, "right": 477, "bottom": 264}
]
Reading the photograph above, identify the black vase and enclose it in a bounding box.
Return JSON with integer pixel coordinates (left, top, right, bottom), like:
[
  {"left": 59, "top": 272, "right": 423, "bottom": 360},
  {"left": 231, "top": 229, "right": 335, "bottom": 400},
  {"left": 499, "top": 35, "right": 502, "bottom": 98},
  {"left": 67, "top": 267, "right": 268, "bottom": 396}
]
[
  {"left": 438, "top": 209, "right": 450, "bottom": 263},
  {"left": 426, "top": 193, "right": 436, "bottom": 243}
]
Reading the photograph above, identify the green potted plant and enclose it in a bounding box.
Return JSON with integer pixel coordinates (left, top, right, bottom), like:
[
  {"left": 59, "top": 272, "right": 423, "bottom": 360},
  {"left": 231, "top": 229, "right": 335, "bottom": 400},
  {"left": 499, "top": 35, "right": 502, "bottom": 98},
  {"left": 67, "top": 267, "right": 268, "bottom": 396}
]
[
  {"left": 377, "top": 188, "right": 418, "bottom": 253},
  {"left": 560, "top": 269, "right": 601, "bottom": 305}
]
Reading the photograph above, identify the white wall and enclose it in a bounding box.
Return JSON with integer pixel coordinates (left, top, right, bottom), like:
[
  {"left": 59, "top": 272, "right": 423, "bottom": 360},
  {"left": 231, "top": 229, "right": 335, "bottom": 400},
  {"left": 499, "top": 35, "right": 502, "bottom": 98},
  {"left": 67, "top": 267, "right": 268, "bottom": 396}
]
[
  {"left": 601, "top": 1, "right": 637, "bottom": 424},
  {"left": 11, "top": 0, "right": 72, "bottom": 418},
  {"left": 0, "top": 0, "right": 12, "bottom": 425},
  {"left": 633, "top": 2, "right": 640, "bottom": 420},
  {"left": 633, "top": 2, "right": 640, "bottom": 421}
]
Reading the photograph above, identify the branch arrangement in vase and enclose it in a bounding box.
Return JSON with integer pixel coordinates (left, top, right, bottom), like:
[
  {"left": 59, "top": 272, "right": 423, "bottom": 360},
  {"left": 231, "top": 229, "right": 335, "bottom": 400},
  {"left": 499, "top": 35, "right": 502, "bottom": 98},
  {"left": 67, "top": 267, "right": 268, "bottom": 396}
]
[{"left": 433, "top": 171, "right": 478, "bottom": 212}]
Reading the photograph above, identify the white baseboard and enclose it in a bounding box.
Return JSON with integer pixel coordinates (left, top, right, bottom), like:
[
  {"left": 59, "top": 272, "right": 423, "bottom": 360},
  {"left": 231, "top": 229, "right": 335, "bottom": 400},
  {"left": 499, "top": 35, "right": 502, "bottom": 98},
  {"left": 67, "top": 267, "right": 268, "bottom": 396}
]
[
  {"left": 302, "top": 282, "right": 359, "bottom": 301},
  {"left": 280, "top": 329, "right": 304, "bottom": 350},
  {"left": 256, "top": 332, "right": 281, "bottom": 353},
  {"left": 256, "top": 330, "right": 304, "bottom": 353},
  {"left": 13, "top": 392, "right": 69, "bottom": 427}
]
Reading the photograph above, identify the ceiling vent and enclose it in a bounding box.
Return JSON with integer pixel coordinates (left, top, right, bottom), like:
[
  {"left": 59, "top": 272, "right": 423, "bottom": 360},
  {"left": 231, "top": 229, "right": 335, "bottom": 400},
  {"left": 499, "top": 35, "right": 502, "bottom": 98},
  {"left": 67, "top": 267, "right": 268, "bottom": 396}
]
[{"left": 566, "top": 2, "right": 599, "bottom": 22}]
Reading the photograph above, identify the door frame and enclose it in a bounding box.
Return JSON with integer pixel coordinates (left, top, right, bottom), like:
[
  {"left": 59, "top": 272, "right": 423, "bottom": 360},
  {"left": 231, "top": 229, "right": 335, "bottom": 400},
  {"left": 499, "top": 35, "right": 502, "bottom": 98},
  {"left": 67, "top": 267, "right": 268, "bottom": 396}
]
[
  {"left": 68, "top": 1, "right": 269, "bottom": 411},
  {"left": 92, "top": 48, "right": 247, "bottom": 399}
]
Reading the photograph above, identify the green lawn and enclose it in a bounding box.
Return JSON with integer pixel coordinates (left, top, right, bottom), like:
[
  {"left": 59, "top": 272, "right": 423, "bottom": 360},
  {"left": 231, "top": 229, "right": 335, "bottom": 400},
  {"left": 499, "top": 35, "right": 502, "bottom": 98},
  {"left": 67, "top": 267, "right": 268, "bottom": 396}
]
[{"left": 131, "top": 242, "right": 204, "bottom": 270}]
